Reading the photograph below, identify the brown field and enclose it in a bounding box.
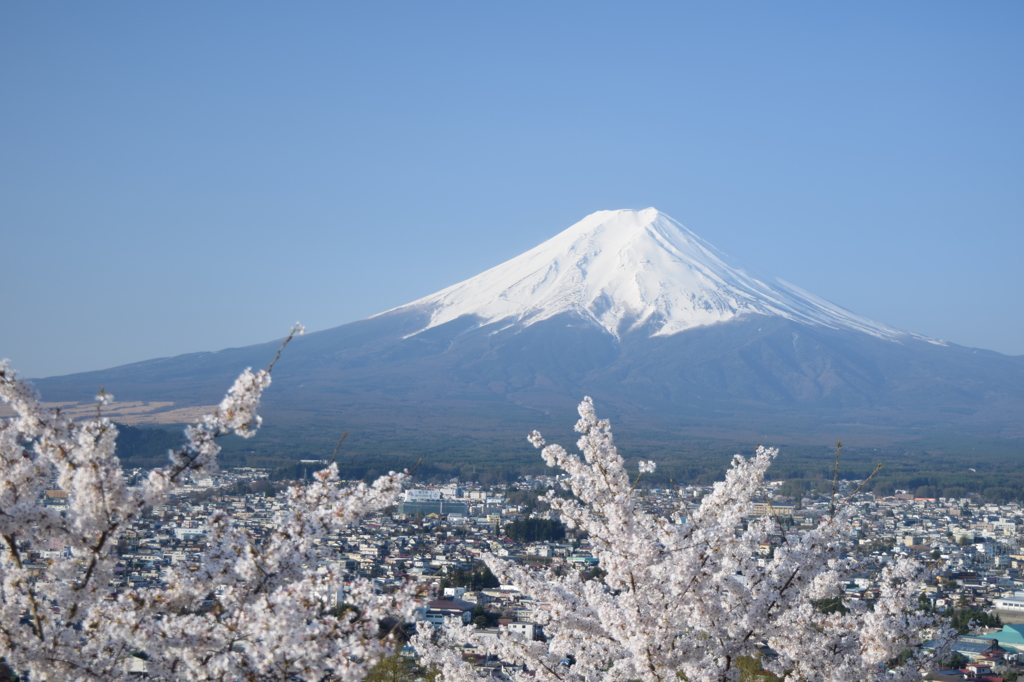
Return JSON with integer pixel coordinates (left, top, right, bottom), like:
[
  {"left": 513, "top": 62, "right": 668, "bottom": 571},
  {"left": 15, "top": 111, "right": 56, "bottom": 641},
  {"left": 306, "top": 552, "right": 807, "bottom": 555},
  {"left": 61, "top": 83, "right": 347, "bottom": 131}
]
[
  {"left": 995, "top": 610, "right": 1024, "bottom": 625},
  {"left": 0, "top": 400, "right": 215, "bottom": 425}
]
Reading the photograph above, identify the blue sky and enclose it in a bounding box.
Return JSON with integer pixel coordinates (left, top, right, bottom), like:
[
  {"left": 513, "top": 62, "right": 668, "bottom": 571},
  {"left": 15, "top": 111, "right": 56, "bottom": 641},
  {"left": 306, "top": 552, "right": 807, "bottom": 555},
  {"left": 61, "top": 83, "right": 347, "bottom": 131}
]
[{"left": 2, "top": 2, "right": 1022, "bottom": 378}]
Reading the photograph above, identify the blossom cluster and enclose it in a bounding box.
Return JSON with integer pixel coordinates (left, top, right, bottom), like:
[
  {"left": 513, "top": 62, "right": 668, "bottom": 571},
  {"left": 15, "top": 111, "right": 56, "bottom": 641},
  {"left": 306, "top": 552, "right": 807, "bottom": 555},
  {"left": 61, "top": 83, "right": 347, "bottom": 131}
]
[
  {"left": 0, "top": 327, "right": 414, "bottom": 681},
  {"left": 414, "top": 397, "right": 953, "bottom": 682}
]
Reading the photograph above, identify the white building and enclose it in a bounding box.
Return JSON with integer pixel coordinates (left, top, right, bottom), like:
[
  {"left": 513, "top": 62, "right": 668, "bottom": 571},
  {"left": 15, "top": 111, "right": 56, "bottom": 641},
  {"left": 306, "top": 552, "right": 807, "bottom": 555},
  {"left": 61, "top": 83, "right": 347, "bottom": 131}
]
[
  {"left": 994, "top": 596, "right": 1024, "bottom": 612},
  {"left": 405, "top": 490, "right": 441, "bottom": 502},
  {"left": 508, "top": 622, "right": 537, "bottom": 640}
]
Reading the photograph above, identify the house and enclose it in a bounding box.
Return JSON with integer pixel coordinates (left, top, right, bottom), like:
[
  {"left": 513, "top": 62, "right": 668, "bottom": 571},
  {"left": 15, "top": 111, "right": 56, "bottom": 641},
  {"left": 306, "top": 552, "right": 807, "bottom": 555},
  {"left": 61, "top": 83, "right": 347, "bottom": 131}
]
[
  {"left": 423, "top": 598, "right": 475, "bottom": 627},
  {"left": 507, "top": 622, "right": 537, "bottom": 640}
]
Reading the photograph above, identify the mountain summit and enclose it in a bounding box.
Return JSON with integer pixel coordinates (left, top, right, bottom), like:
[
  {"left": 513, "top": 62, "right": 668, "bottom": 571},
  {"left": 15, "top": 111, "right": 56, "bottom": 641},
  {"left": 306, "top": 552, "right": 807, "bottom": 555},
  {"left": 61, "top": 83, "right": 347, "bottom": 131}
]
[{"left": 389, "top": 208, "right": 925, "bottom": 343}]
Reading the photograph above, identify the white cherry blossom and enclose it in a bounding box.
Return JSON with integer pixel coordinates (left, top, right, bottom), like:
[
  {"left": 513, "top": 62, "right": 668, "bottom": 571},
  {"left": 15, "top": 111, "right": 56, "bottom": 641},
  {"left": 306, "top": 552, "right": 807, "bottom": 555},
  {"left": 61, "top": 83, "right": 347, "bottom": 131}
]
[
  {"left": 0, "top": 325, "right": 414, "bottom": 681},
  {"left": 413, "top": 397, "right": 953, "bottom": 682}
]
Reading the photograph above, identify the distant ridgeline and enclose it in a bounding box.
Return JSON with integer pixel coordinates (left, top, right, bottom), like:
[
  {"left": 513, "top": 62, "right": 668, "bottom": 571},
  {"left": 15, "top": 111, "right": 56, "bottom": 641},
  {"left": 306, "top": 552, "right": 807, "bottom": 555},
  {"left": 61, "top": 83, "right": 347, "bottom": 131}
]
[{"left": 112, "top": 421, "right": 1024, "bottom": 505}]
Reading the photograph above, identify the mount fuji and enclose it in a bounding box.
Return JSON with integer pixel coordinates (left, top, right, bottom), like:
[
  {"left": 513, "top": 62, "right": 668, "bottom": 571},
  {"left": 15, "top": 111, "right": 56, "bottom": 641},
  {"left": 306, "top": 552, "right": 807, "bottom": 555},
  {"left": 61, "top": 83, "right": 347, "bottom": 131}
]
[{"left": 25, "top": 209, "right": 1024, "bottom": 461}]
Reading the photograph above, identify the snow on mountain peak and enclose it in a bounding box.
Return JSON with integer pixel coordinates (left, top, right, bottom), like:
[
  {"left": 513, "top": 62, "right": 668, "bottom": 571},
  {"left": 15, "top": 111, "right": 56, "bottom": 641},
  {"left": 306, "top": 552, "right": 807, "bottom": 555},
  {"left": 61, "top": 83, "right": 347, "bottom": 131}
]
[{"left": 385, "top": 208, "right": 926, "bottom": 343}]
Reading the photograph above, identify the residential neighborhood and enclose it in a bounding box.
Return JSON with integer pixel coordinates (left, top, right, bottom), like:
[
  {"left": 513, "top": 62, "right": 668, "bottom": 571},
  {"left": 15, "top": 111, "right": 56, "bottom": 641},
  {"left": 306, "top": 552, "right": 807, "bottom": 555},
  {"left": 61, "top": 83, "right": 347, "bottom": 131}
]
[{"left": 26, "top": 469, "right": 1024, "bottom": 680}]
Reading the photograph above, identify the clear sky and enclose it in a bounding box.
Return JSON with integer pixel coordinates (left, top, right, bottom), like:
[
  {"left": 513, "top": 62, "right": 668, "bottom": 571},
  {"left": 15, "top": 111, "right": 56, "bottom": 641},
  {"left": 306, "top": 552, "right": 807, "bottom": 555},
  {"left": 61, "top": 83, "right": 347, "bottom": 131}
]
[{"left": 2, "top": 2, "right": 1022, "bottom": 378}]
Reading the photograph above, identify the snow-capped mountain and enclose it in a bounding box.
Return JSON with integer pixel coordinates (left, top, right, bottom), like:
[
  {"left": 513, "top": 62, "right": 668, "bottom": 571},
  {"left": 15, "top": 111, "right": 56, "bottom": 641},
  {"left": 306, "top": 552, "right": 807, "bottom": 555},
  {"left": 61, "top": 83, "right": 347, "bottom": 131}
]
[
  {"left": 387, "top": 208, "right": 930, "bottom": 344},
  {"left": 28, "top": 209, "right": 1024, "bottom": 462}
]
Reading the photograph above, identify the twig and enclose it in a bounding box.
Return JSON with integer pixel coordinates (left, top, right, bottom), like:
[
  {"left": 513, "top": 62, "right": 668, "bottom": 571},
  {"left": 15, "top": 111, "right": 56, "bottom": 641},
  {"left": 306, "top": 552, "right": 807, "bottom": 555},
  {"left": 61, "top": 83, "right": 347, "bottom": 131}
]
[
  {"left": 757, "top": 479, "right": 783, "bottom": 530},
  {"left": 833, "top": 463, "right": 884, "bottom": 517},
  {"left": 95, "top": 386, "right": 107, "bottom": 420},
  {"left": 631, "top": 469, "right": 644, "bottom": 491},
  {"left": 829, "top": 441, "right": 842, "bottom": 520},
  {"left": 3, "top": 534, "right": 44, "bottom": 641},
  {"left": 267, "top": 323, "right": 304, "bottom": 374},
  {"left": 328, "top": 432, "right": 349, "bottom": 466}
]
